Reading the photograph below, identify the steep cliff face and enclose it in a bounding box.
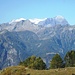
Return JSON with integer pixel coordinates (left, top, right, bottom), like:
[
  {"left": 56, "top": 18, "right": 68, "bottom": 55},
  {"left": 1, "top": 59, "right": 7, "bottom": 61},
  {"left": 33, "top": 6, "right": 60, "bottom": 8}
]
[{"left": 0, "top": 30, "right": 30, "bottom": 68}]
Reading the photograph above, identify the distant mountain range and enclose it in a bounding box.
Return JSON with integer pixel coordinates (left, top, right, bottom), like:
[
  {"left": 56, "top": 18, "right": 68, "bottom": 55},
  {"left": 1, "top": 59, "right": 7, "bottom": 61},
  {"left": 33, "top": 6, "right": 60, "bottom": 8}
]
[
  {"left": 0, "top": 15, "right": 75, "bottom": 69},
  {"left": 0, "top": 15, "right": 69, "bottom": 32}
]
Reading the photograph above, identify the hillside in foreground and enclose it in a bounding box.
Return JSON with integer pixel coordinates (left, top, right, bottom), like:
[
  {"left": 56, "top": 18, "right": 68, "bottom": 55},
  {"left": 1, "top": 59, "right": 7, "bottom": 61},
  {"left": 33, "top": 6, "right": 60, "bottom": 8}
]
[
  {"left": 0, "top": 66, "right": 26, "bottom": 75},
  {"left": 0, "top": 66, "right": 75, "bottom": 75}
]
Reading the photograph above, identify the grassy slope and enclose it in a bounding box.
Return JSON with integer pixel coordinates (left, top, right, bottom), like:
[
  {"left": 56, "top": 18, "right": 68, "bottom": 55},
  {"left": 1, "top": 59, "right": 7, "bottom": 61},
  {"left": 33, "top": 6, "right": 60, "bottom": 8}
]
[
  {"left": 0, "top": 66, "right": 75, "bottom": 75},
  {"left": 0, "top": 66, "right": 26, "bottom": 75},
  {"left": 27, "top": 67, "right": 75, "bottom": 75}
]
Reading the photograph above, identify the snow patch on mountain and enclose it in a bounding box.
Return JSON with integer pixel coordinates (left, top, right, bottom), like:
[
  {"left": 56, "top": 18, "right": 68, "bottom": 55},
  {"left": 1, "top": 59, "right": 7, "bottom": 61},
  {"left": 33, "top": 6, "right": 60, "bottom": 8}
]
[
  {"left": 54, "top": 15, "right": 66, "bottom": 22},
  {"left": 54, "top": 15, "right": 69, "bottom": 25},
  {"left": 9, "top": 18, "right": 26, "bottom": 24},
  {"left": 54, "top": 15, "right": 65, "bottom": 20},
  {"left": 29, "top": 18, "right": 47, "bottom": 24}
]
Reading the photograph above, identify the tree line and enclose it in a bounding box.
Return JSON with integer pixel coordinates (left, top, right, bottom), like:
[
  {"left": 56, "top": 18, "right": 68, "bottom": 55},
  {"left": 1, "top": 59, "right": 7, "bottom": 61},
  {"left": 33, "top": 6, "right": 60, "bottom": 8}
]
[
  {"left": 19, "top": 50, "right": 75, "bottom": 70},
  {"left": 50, "top": 50, "right": 75, "bottom": 69},
  {"left": 19, "top": 56, "right": 46, "bottom": 70}
]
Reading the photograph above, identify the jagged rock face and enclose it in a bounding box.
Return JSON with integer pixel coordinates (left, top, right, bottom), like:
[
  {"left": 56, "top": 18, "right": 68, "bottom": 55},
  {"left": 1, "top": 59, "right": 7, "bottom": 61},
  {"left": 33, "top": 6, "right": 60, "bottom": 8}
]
[
  {"left": 0, "top": 31, "right": 31, "bottom": 69},
  {"left": 0, "top": 20, "right": 40, "bottom": 32},
  {"left": 38, "top": 16, "right": 69, "bottom": 26}
]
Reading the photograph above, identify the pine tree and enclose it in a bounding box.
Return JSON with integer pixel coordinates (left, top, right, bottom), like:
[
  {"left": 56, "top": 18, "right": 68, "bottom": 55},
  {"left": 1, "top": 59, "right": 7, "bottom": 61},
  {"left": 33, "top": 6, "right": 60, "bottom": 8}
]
[
  {"left": 64, "top": 50, "right": 75, "bottom": 67},
  {"left": 50, "top": 54, "right": 63, "bottom": 69},
  {"left": 19, "top": 56, "right": 46, "bottom": 70}
]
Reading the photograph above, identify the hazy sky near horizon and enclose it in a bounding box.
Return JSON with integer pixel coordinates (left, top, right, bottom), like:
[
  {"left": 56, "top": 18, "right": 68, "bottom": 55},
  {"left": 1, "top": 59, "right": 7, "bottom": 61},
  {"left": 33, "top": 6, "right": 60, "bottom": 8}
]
[{"left": 0, "top": 0, "right": 75, "bottom": 24}]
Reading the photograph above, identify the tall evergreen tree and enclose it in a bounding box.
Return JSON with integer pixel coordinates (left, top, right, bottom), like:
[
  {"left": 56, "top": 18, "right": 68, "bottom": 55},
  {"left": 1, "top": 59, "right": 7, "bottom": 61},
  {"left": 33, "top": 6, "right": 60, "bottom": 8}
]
[
  {"left": 19, "top": 56, "right": 46, "bottom": 70},
  {"left": 64, "top": 50, "right": 75, "bottom": 67},
  {"left": 50, "top": 54, "right": 63, "bottom": 69}
]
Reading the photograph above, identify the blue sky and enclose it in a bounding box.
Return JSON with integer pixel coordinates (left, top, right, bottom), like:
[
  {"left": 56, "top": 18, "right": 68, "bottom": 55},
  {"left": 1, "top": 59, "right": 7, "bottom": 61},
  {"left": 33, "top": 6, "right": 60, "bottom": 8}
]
[{"left": 0, "top": 0, "right": 75, "bottom": 25}]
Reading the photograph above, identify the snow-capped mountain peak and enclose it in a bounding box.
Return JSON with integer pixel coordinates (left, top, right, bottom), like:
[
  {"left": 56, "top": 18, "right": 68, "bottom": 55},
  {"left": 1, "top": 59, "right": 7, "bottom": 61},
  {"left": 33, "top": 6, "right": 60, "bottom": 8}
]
[
  {"left": 38, "top": 15, "right": 69, "bottom": 26},
  {"left": 54, "top": 15, "right": 65, "bottom": 19},
  {"left": 9, "top": 18, "right": 26, "bottom": 24},
  {"left": 53, "top": 15, "right": 69, "bottom": 25},
  {"left": 54, "top": 15, "right": 65, "bottom": 22},
  {"left": 8, "top": 16, "right": 69, "bottom": 26},
  {"left": 29, "top": 18, "right": 47, "bottom": 24}
]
